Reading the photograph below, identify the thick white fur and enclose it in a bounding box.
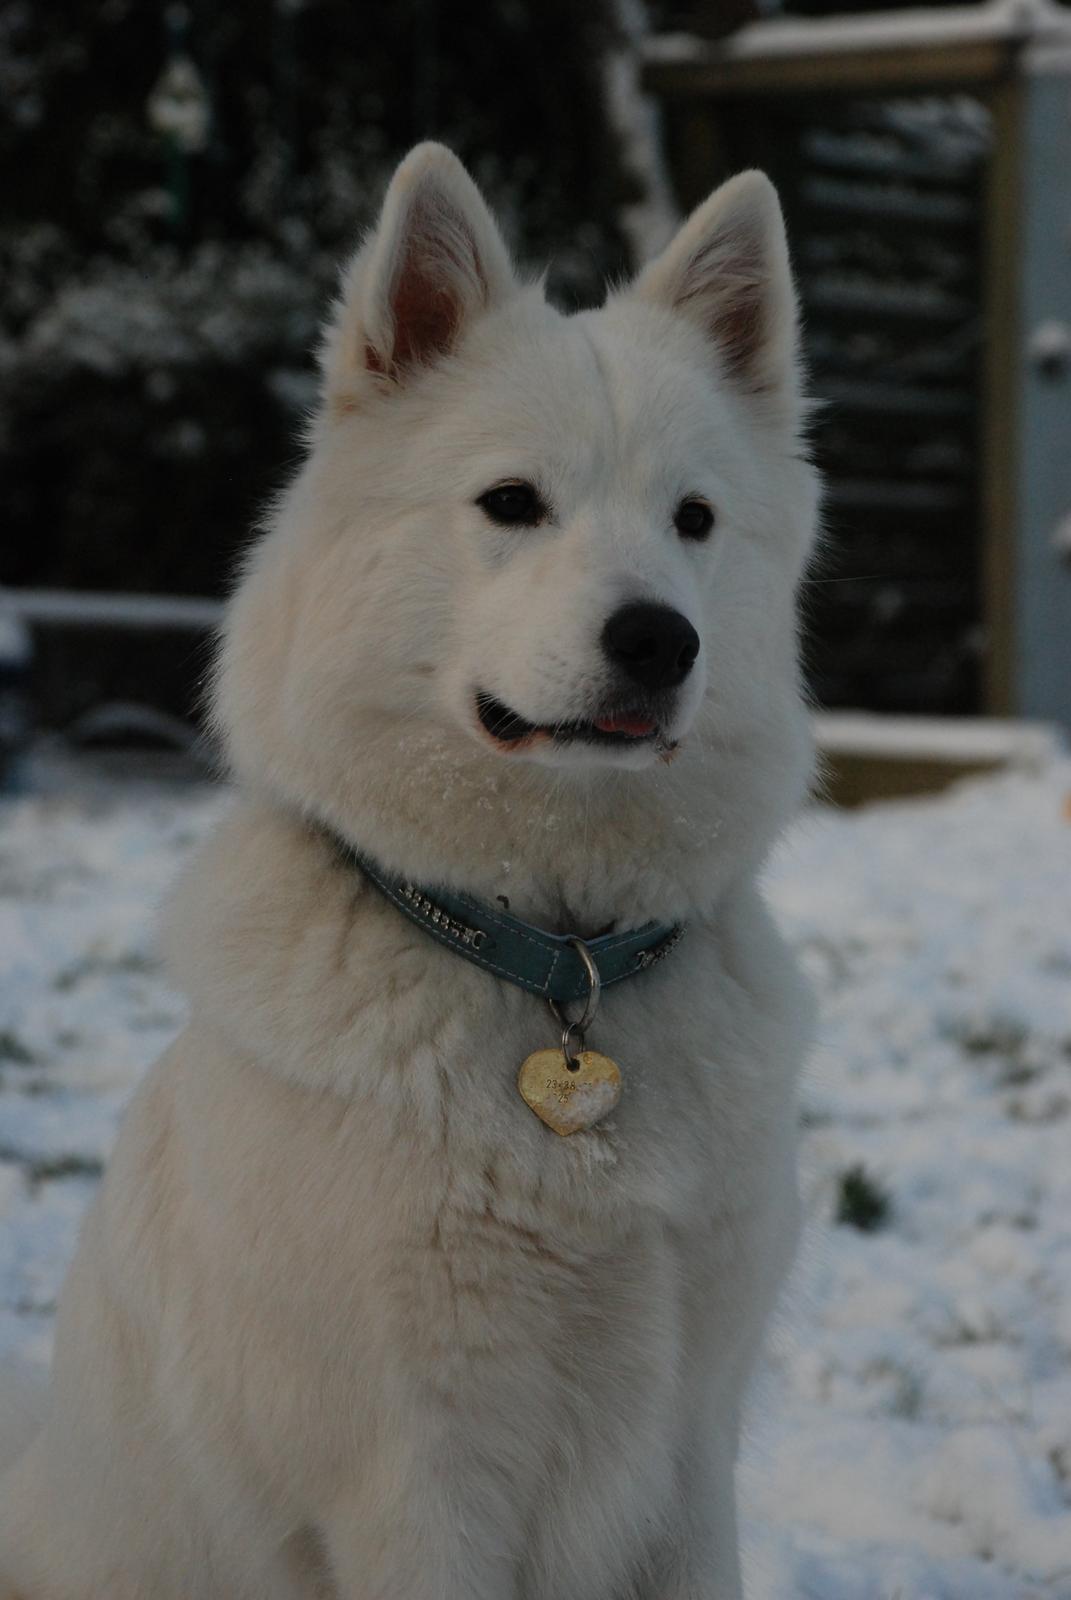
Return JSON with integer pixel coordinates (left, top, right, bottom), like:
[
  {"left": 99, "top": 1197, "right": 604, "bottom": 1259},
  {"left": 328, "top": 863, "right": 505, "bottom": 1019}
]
[{"left": 0, "top": 144, "right": 819, "bottom": 1598}]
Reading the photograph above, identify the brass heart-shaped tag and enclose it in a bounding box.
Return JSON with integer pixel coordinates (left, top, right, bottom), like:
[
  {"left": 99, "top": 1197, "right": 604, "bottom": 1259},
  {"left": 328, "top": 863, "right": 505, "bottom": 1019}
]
[{"left": 517, "top": 1048, "right": 622, "bottom": 1136}]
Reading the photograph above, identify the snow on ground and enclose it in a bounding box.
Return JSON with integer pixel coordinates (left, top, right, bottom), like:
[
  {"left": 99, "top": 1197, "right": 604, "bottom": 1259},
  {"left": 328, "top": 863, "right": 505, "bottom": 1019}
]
[{"left": 1, "top": 749, "right": 1070, "bottom": 1596}]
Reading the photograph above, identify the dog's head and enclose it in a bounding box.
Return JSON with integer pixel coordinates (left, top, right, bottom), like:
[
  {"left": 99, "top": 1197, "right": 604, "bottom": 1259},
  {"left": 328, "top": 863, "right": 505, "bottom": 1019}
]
[{"left": 215, "top": 144, "right": 819, "bottom": 910}]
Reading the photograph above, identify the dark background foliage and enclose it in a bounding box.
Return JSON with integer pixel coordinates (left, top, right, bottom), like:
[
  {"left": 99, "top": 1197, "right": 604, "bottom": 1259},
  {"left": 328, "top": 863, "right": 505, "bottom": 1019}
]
[{"left": 1, "top": 0, "right": 640, "bottom": 601}]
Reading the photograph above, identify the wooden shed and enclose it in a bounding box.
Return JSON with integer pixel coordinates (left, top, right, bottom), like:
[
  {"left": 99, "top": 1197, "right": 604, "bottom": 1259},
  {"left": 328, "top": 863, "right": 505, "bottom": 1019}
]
[{"left": 643, "top": 0, "right": 1071, "bottom": 726}]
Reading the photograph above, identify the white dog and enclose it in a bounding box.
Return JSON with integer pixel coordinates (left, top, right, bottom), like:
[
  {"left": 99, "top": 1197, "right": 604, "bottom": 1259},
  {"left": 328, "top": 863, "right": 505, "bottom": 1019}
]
[{"left": 0, "top": 143, "right": 819, "bottom": 1598}]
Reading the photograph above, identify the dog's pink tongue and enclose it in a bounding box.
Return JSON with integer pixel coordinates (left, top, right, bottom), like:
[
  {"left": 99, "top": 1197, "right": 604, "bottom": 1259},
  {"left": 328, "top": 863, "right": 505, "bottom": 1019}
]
[{"left": 594, "top": 712, "right": 656, "bottom": 736}]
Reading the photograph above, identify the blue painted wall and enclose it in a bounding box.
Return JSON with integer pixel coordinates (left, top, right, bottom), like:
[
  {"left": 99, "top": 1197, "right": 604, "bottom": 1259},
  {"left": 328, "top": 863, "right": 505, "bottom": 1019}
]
[{"left": 1015, "top": 66, "right": 1071, "bottom": 725}]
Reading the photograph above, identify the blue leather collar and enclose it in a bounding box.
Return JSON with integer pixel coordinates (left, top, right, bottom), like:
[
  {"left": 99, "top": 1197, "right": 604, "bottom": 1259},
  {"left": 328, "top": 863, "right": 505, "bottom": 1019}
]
[{"left": 335, "top": 839, "right": 685, "bottom": 1004}]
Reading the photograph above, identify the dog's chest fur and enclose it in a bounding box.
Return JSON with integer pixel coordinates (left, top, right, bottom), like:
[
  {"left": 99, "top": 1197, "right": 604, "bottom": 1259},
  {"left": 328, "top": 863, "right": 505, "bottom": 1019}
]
[{"left": 132, "top": 800, "right": 810, "bottom": 1597}]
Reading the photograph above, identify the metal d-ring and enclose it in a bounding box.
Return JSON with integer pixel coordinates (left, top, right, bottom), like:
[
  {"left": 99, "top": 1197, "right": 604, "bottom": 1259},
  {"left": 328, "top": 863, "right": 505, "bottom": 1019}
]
[{"left": 548, "top": 938, "right": 602, "bottom": 1069}]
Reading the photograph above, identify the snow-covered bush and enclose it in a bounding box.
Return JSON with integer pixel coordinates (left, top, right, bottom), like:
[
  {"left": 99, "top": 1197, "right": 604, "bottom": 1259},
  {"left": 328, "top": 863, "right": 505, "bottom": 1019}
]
[{"left": 1, "top": 0, "right": 656, "bottom": 601}]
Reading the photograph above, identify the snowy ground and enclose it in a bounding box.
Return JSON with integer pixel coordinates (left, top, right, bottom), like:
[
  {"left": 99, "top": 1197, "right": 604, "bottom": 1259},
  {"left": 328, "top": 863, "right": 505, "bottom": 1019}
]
[{"left": 1, "top": 749, "right": 1069, "bottom": 1598}]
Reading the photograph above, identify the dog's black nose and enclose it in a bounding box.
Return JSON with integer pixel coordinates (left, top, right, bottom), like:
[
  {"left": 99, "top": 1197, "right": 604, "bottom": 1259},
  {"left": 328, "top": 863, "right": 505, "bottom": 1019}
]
[{"left": 601, "top": 603, "right": 700, "bottom": 691}]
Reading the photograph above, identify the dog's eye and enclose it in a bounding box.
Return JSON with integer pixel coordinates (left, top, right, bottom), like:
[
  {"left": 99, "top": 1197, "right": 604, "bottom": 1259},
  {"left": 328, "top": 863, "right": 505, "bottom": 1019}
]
[
  {"left": 476, "top": 481, "right": 546, "bottom": 528},
  {"left": 674, "top": 498, "right": 715, "bottom": 541}
]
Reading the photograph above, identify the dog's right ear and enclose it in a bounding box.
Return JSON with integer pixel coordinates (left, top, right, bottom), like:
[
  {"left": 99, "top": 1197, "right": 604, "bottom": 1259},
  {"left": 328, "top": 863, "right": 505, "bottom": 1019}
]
[{"left": 322, "top": 143, "right": 515, "bottom": 409}]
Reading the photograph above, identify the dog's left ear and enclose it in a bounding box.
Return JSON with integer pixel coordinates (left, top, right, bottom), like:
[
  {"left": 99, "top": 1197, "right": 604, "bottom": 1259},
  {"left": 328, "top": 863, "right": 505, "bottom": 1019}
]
[
  {"left": 633, "top": 171, "right": 799, "bottom": 410},
  {"left": 323, "top": 142, "right": 515, "bottom": 406}
]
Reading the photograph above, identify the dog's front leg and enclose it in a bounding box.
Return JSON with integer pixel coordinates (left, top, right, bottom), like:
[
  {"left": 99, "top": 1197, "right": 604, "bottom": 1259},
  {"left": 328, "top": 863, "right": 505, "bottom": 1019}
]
[
  {"left": 657, "top": 1430, "right": 743, "bottom": 1600},
  {"left": 322, "top": 1471, "right": 520, "bottom": 1600}
]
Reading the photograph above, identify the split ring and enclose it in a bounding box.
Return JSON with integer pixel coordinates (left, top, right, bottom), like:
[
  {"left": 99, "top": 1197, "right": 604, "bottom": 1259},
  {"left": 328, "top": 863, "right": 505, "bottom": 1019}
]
[{"left": 548, "top": 939, "right": 602, "bottom": 1071}]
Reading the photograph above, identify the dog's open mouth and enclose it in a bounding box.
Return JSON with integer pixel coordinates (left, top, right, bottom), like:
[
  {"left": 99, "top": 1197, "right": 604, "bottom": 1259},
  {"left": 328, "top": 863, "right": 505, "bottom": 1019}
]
[{"left": 475, "top": 690, "right": 662, "bottom": 750}]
